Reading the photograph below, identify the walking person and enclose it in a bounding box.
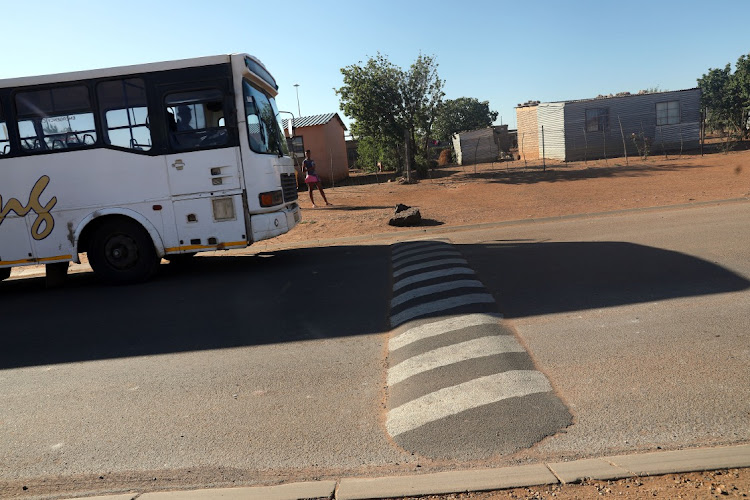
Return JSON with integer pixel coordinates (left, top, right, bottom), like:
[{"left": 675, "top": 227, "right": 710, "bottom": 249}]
[{"left": 301, "top": 150, "right": 331, "bottom": 207}]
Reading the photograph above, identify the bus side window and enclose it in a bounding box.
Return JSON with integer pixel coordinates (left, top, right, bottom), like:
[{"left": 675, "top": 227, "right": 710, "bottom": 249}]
[
  {"left": 97, "top": 78, "right": 152, "bottom": 152},
  {"left": 164, "top": 89, "right": 228, "bottom": 151},
  {"left": 244, "top": 95, "right": 265, "bottom": 152},
  {"left": 18, "top": 120, "right": 42, "bottom": 151},
  {"left": 15, "top": 85, "right": 97, "bottom": 152},
  {"left": 0, "top": 103, "right": 9, "bottom": 155}
]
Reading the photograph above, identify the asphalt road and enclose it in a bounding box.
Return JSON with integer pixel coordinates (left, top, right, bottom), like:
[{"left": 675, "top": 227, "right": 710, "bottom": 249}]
[
  {"left": 1, "top": 200, "right": 749, "bottom": 497},
  {"left": 451, "top": 200, "right": 750, "bottom": 457},
  {"left": 0, "top": 245, "right": 408, "bottom": 493}
]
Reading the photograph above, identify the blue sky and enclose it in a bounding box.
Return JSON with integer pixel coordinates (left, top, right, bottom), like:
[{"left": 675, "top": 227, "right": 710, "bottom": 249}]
[{"left": 2, "top": 0, "right": 748, "bottom": 130}]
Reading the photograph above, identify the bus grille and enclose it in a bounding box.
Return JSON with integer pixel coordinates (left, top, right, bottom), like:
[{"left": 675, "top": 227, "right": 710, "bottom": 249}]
[{"left": 281, "top": 173, "right": 298, "bottom": 202}]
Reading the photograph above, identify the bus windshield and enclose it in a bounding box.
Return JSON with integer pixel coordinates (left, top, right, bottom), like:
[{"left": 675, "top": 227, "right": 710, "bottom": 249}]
[{"left": 243, "top": 80, "right": 288, "bottom": 156}]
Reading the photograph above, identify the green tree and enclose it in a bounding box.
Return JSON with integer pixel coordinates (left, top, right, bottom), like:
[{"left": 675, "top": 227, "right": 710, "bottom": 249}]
[
  {"left": 354, "top": 135, "right": 399, "bottom": 172},
  {"left": 432, "top": 97, "right": 498, "bottom": 142},
  {"left": 731, "top": 53, "right": 750, "bottom": 135},
  {"left": 697, "top": 53, "right": 750, "bottom": 139},
  {"left": 336, "top": 53, "right": 444, "bottom": 175}
]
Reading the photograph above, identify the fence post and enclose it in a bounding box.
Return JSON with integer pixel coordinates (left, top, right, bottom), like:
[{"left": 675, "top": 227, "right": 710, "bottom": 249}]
[
  {"left": 329, "top": 148, "right": 334, "bottom": 188},
  {"left": 521, "top": 132, "right": 527, "bottom": 168},
  {"left": 474, "top": 138, "right": 480, "bottom": 174},
  {"left": 618, "top": 115, "right": 628, "bottom": 166},
  {"left": 404, "top": 129, "right": 412, "bottom": 182},
  {"left": 541, "top": 125, "right": 546, "bottom": 171},
  {"left": 700, "top": 108, "right": 705, "bottom": 156},
  {"left": 583, "top": 127, "right": 588, "bottom": 164}
]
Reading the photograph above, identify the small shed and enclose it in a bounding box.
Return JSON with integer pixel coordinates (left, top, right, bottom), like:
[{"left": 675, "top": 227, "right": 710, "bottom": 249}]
[
  {"left": 283, "top": 113, "right": 349, "bottom": 184},
  {"left": 452, "top": 125, "right": 511, "bottom": 165},
  {"left": 516, "top": 89, "right": 702, "bottom": 162}
]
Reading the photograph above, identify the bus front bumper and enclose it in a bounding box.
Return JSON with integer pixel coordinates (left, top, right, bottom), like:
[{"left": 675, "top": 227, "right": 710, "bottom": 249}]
[{"left": 250, "top": 203, "right": 301, "bottom": 243}]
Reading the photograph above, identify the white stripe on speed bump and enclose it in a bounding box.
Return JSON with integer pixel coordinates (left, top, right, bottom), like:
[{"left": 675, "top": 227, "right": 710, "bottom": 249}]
[
  {"left": 389, "top": 313, "right": 502, "bottom": 351},
  {"left": 393, "top": 267, "right": 476, "bottom": 292},
  {"left": 391, "top": 241, "right": 448, "bottom": 258},
  {"left": 390, "top": 293, "right": 495, "bottom": 327},
  {"left": 387, "top": 335, "right": 526, "bottom": 386},
  {"left": 390, "top": 279, "right": 485, "bottom": 308},
  {"left": 386, "top": 370, "right": 552, "bottom": 437},
  {"left": 392, "top": 249, "right": 461, "bottom": 268},
  {"left": 392, "top": 258, "right": 468, "bottom": 278}
]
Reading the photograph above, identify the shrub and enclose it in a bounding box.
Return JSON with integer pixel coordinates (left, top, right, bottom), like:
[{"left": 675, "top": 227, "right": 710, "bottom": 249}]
[{"left": 630, "top": 132, "right": 651, "bottom": 159}]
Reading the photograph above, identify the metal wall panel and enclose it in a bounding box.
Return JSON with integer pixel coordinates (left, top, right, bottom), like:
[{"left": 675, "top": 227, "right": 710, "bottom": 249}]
[
  {"left": 516, "top": 106, "right": 539, "bottom": 160},
  {"left": 537, "top": 103, "right": 566, "bottom": 160},
  {"left": 453, "top": 128, "right": 499, "bottom": 165},
  {"left": 561, "top": 89, "right": 701, "bottom": 161}
]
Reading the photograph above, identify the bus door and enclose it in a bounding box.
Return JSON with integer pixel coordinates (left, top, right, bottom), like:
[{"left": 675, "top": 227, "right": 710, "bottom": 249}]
[{"left": 161, "top": 88, "right": 247, "bottom": 250}]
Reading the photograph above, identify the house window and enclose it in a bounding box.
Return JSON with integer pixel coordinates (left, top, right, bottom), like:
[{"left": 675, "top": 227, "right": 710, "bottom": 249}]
[
  {"left": 287, "top": 136, "right": 304, "bottom": 157},
  {"left": 585, "top": 108, "right": 609, "bottom": 132},
  {"left": 656, "top": 101, "right": 680, "bottom": 126}
]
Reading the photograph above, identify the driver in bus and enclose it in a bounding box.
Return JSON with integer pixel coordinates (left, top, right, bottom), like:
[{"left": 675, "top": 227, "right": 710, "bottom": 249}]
[{"left": 176, "top": 105, "right": 193, "bottom": 131}]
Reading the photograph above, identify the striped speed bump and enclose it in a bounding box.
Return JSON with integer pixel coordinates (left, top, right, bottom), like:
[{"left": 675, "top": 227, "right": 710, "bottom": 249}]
[
  {"left": 386, "top": 241, "right": 571, "bottom": 459},
  {"left": 390, "top": 241, "right": 496, "bottom": 327}
]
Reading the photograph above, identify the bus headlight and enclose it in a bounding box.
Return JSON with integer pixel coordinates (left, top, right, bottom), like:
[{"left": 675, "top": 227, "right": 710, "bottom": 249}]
[{"left": 259, "top": 190, "right": 283, "bottom": 207}]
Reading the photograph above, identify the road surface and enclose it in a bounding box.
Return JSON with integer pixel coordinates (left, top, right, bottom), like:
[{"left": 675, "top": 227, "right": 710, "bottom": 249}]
[{"left": 1, "top": 201, "right": 748, "bottom": 498}]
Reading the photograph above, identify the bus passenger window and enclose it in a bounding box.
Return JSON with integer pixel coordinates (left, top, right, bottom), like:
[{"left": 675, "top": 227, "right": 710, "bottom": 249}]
[
  {"left": 97, "top": 79, "right": 151, "bottom": 152},
  {"left": 0, "top": 104, "right": 9, "bottom": 155},
  {"left": 165, "top": 89, "right": 228, "bottom": 151},
  {"left": 18, "top": 120, "right": 42, "bottom": 151},
  {"left": 15, "top": 85, "right": 97, "bottom": 152}
]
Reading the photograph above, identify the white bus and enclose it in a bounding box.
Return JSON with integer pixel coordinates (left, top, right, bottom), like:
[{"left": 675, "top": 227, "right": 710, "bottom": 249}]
[{"left": 0, "top": 54, "right": 301, "bottom": 284}]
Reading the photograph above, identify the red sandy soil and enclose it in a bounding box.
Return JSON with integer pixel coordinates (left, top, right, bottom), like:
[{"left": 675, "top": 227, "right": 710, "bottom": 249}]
[{"left": 262, "top": 149, "right": 750, "bottom": 249}]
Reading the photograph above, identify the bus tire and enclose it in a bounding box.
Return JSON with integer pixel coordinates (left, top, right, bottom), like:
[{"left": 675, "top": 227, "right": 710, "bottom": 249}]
[
  {"left": 88, "top": 218, "right": 159, "bottom": 284},
  {"left": 0, "top": 267, "right": 10, "bottom": 281}
]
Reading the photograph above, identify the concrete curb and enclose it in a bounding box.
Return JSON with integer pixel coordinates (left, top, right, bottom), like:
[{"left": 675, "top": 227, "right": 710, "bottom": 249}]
[
  {"left": 64, "top": 443, "right": 750, "bottom": 500},
  {"left": 138, "top": 480, "right": 338, "bottom": 499}
]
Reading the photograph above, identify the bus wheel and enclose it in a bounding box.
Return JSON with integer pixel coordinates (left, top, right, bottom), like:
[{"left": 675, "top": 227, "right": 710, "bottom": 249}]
[
  {"left": 89, "top": 219, "right": 159, "bottom": 284},
  {"left": 0, "top": 267, "right": 10, "bottom": 281}
]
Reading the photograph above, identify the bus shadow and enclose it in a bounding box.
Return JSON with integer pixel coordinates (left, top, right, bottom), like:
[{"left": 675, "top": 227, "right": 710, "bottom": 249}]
[
  {"left": 2, "top": 240, "right": 747, "bottom": 369},
  {"left": 0, "top": 245, "right": 392, "bottom": 369},
  {"left": 459, "top": 240, "right": 750, "bottom": 318}
]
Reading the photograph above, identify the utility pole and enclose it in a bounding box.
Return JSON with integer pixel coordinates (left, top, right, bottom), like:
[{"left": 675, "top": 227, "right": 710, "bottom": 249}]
[{"left": 293, "top": 84, "right": 301, "bottom": 119}]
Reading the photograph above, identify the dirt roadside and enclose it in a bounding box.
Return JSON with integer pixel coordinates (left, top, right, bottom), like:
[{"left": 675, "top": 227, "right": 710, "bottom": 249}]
[
  {"left": 416, "top": 468, "right": 750, "bottom": 499},
  {"left": 259, "top": 148, "right": 750, "bottom": 248}
]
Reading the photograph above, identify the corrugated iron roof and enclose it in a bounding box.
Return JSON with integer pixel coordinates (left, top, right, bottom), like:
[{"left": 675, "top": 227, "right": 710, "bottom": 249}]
[
  {"left": 516, "top": 88, "right": 700, "bottom": 108},
  {"left": 282, "top": 113, "right": 347, "bottom": 130},
  {"left": 548, "top": 87, "right": 700, "bottom": 105}
]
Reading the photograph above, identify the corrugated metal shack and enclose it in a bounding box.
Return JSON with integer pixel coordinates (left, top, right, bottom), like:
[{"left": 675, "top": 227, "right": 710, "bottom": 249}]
[
  {"left": 516, "top": 101, "right": 540, "bottom": 160},
  {"left": 452, "top": 125, "right": 511, "bottom": 165},
  {"left": 516, "top": 89, "right": 701, "bottom": 162}
]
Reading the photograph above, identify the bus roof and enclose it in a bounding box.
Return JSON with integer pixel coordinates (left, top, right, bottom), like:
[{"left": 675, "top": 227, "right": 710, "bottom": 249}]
[{"left": 0, "top": 53, "right": 261, "bottom": 88}]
